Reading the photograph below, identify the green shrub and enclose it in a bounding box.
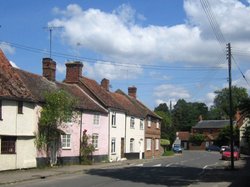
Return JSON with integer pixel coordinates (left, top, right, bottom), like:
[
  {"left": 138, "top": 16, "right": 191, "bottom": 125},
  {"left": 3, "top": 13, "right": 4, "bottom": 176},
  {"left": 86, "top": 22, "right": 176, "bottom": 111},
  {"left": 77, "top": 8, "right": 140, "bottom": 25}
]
[{"left": 162, "top": 150, "right": 174, "bottom": 156}]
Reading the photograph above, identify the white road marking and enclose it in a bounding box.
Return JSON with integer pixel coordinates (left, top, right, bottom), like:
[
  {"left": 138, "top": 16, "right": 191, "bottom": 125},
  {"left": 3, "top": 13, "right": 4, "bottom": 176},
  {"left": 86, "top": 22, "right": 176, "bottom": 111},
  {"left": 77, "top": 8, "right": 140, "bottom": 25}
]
[
  {"left": 135, "top": 164, "right": 143, "bottom": 167},
  {"left": 153, "top": 164, "right": 162, "bottom": 167},
  {"left": 166, "top": 163, "right": 173, "bottom": 167}
]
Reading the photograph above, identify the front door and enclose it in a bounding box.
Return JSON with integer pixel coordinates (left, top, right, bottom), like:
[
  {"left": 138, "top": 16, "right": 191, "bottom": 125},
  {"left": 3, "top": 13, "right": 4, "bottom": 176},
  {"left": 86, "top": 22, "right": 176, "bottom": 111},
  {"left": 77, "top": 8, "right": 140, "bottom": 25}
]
[
  {"left": 50, "top": 141, "right": 57, "bottom": 166},
  {"left": 121, "top": 138, "right": 125, "bottom": 158}
]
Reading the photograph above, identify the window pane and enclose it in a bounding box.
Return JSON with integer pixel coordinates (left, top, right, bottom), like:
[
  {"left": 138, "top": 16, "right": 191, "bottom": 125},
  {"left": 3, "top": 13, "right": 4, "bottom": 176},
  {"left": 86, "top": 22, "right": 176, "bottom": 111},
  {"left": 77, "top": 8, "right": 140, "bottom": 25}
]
[{"left": 1, "top": 136, "right": 16, "bottom": 154}]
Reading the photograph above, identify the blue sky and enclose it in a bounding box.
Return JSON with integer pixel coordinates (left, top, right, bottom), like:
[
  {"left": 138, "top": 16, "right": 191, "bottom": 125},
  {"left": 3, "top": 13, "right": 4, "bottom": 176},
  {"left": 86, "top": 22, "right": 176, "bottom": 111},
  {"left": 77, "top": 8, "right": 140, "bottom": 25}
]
[{"left": 1, "top": 0, "right": 250, "bottom": 110}]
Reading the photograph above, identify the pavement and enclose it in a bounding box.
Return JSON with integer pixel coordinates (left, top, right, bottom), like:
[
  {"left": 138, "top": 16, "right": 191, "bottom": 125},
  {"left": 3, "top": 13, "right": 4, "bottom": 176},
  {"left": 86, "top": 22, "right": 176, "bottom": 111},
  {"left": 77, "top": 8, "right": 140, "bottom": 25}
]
[
  {"left": 192, "top": 154, "right": 250, "bottom": 187},
  {"left": 0, "top": 154, "right": 249, "bottom": 186}
]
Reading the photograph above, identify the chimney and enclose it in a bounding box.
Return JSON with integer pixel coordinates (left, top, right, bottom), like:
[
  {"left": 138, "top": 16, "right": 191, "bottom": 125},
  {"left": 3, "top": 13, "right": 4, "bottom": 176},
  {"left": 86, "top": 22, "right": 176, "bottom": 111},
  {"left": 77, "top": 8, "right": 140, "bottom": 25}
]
[
  {"left": 128, "top": 86, "right": 137, "bottom": 98},
  {"left": 101, "top": 78, "right": 110, "bottom": 91},
  {"left": 42, "top": 58, "right": 56, "bottom": 81},
  {"left": 65, "top": 61, "right": 83, "bottom": 83}
]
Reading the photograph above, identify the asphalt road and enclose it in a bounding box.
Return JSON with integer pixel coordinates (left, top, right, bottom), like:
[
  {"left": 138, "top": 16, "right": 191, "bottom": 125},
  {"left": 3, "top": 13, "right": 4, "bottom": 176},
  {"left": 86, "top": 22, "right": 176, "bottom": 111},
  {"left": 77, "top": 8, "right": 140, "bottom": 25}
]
[{"left": 6, "top": 151, "right": 225, "bottom": 187}]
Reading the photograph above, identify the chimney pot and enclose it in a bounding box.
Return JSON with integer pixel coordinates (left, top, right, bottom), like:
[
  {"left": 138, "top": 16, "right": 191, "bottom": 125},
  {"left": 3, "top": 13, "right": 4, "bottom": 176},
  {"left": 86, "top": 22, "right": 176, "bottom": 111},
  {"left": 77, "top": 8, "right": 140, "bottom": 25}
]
[
  {"left": 65, "top": 61, "right": 83, "bottom": 83},
  {"left": 128, "top": 86, "right": 137, "bottom": 98},
  {"left": 42, "top": 58, "right": 56, "bottom": 81}
]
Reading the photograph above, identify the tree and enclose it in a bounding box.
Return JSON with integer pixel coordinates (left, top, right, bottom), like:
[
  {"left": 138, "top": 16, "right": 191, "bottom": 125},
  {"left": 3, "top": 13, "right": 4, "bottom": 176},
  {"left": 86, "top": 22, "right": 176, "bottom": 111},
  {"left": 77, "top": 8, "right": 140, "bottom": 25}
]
[
  {"left": 215, "top": 125, "right": 239, "bottom": 146},
  {"left": 189, "top": 134, "right": 205, "bottom": 146},
  {"left": 154, "top": 103, "right": 175, "bottom": 144},
  {"left": 160, "top": 139, "right": 170, "bottom": 152},
  {"left": 172, "top": 99, "right": 208, "bottom": 131},
  {"left": 154, "top": 103, "right": 169, "bottom": 113},
  {"left": 155, "top": 110, "right": 175, "bottom": 144},
  {"left": 35, "top": 90, "right": 76, "bottom": 165},
  {"left": 213, "top": 86, "right": 248, "bottom": 119},
  {"left": 238, "top": 97, "right": 250, "bottom": 118}
]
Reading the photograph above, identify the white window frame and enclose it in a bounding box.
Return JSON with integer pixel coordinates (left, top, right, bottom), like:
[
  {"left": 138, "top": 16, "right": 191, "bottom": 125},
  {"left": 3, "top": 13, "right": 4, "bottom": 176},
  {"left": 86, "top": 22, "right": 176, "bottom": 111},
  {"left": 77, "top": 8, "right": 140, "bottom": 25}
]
[
  {"left": 140, "top": 119, "right": 144, "bottom": 130},
  {"left": 155, "top": 139, "right": 159, "bottom": 150},
  {"left": 156, "top": 121, "right": 160, "bottom": 129},
  {"left": 111, "top": 112, "right": 116, "bottom": 128},
  {"left": 148, "top": 117, "right": 151, "bottom": 127},
  {"left": 130, "top": 117, "right": 135, "bottom": 129},
  {"left": 93, "top": 114, "right": 100, "bottom": 125},
  {"left": 111, "top": 138, "right": 116, "bottom": 154},
  {"left": 146, "top": 138, "right": 151, "bottom": 151},
  {"left": 61, "top": 134, "right": 71, "bottom": 149},
  {"left": 92, "top": 133, "right": 99, "bottom": 149},
  {"left": 130, "top": 138, "right": 134, "bottom": 152}
]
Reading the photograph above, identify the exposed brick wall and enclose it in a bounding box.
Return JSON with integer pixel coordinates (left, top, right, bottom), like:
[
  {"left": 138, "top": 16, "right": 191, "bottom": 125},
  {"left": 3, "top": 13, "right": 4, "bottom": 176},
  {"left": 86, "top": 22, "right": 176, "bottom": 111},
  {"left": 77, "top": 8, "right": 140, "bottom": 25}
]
[
  {"left": 65, "top": 62, "right": 83, "bottom": 83},
  {"left": 128, "top": 86, "right": 137, "bottom": 98},
  {"left": 145, "top": 119, "right": 161, "bottom": 159},
  {"left": 42, "top": 58, "right": 56, "bottom": 81}
]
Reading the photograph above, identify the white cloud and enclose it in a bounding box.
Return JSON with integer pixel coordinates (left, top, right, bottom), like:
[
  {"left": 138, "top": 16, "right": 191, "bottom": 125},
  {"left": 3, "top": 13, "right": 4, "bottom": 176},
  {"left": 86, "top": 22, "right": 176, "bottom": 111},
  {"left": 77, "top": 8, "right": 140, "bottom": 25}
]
[
  {"left": 84, "top": 61, "right": 143, "bottom": 80},
  {"left": 48, "top": 3, "right": 224, "bottom": 66},
  {"left": 49, "top": 2, "right": 250, "bottom": 65},
  {"left": 56, "top": 63, "right": 66, "bottom": 74},
  {"left": 205, "top": 92, "right": 216, "bottom": 107},
  {"left": 0, "top": 42, "right": 15, "bottom": 54},
  {"left": 155, "top": 99, "right": 177, "bottom": 109},
  {"left": 9, "top": 61, "right": 18, "bottom": 68},
  {"left": 154, "top": 84, "right": 190, "bottom": 105},
  {"left": 233, "top": 69, "right": 250, "bottom": 91}
]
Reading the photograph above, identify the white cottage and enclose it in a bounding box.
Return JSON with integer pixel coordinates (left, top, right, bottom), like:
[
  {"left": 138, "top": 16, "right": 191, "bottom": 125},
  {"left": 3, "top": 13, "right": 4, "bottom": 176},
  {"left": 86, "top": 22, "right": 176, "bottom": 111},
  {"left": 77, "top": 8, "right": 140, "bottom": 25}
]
[{"left": 0, "top": 50, "right": 38, "bottom": 171}]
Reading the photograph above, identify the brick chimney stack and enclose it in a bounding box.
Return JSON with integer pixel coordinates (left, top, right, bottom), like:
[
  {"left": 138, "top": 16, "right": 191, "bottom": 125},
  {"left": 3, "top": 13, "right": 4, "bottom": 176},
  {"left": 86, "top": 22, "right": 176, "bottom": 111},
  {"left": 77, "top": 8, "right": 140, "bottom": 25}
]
[
  {"left": 101, "top": 78, "right": 110, "bottom": 91},
  {"left": 42, "top": 58, "right": 56, "bottom": 81},
  {"left": 128, "top": 86, "right": 137, "bottom": 98},
  {"left": 65, "top": 61, "right": 83, "bottom": 83}
]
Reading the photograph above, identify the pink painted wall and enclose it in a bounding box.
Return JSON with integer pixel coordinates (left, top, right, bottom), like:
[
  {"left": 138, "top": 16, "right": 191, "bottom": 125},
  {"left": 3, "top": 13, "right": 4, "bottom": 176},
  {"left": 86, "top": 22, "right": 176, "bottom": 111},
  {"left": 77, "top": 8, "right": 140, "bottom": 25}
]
[
  {"left": 82, "top": 112, "right": 109, "bottom": 156},
  {"left": 58, "top": 121, "right": 81, "bottom": 157},
  {"left": 37, "top": 112, "right": 109, "bottom": 158}
]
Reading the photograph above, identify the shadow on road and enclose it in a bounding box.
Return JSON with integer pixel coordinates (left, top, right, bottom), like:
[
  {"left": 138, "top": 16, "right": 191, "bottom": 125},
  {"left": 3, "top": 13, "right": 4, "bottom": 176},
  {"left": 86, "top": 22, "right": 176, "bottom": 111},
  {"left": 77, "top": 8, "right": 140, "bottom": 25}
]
[
  {"left": 87, "top": 166, "right": 202, "bottom": 186},
  {"left": 86, "top": 155, "right": 250, "bottom": 186}
]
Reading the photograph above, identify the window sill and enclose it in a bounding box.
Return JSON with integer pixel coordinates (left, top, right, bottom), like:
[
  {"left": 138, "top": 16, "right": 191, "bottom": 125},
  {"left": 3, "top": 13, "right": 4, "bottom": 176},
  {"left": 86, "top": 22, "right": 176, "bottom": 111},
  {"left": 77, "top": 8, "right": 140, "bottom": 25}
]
[
  {"left": 112, "top": 126, "right": 116, "bottom": 128},
  {"left": 111, "top": 153, "right": 116, "bottom": 155},
  {"left": 62, "top": 148, "right": 71, "bottom": 150}
]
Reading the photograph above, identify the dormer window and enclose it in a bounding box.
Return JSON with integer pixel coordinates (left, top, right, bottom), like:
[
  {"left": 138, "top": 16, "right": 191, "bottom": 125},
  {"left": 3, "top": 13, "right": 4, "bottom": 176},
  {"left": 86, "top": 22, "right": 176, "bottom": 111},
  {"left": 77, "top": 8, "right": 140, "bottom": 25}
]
[{"left": 17, "top": 101, "right": 23, "bottom": 114}]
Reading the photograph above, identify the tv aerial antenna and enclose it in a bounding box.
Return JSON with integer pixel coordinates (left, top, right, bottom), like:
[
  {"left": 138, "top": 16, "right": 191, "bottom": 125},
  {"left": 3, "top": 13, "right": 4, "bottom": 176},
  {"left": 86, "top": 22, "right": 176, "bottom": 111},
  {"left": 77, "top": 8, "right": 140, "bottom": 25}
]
[{"left": 43, "top": 26, "right": 63, "bottom": 58}]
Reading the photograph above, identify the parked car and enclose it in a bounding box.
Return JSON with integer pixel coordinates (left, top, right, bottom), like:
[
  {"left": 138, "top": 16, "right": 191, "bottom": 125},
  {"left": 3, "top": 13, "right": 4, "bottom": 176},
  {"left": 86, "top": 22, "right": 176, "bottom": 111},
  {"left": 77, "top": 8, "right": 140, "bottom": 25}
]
[
  {"left": 220, "top": 146, "right": 229, "bottom": 153},
  {"left": 221, "top": 147, "right": 240, "bottom": 160},
  {"left": 205, "top": 145, "right": 220, "bottom": 152},
  {"left": 172, "top": 144, "right": 182, "bottom": 153}
]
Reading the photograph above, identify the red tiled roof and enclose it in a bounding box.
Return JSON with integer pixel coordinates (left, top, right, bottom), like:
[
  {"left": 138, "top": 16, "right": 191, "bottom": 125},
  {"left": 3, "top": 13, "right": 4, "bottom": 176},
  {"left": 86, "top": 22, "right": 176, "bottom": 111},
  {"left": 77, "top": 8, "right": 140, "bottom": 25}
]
[
  {"left": 112, "top": 90, "right": 144, "bottom": 118},
  {"left": 0, "top": 50, "right": 35, "bottom": 101},
  {"left": 115, "top": 89, "right": 161, "bottom": 120},
  {"left": 57, "top": 83, "right": 107, "bottom": 113},
  {"left": 177, "top": 131, "right": 190, "bottom": 141},
  {"left": 79, "top": 76, "right": 124, "bottom": 111},
  {"left": 13, "top": 69, "right": 107, "bottom": 113}
]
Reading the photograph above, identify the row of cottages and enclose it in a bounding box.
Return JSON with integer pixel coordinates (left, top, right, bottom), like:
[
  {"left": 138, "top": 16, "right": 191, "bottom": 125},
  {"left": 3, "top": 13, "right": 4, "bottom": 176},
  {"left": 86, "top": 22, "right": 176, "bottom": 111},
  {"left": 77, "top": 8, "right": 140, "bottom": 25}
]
[{"left": 0, "top": 49, "right": 161, "bottom": 171}]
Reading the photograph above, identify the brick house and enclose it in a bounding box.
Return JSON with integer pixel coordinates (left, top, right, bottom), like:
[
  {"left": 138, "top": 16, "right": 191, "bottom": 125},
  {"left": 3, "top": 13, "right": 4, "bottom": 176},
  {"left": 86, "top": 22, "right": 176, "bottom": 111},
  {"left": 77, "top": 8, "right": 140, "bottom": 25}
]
[
  {"left": 190, "top": 120, "right": 230, "bottom": 150},
  {"left": 176, "top": 131, "right": 190, "bottom": 150}
]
